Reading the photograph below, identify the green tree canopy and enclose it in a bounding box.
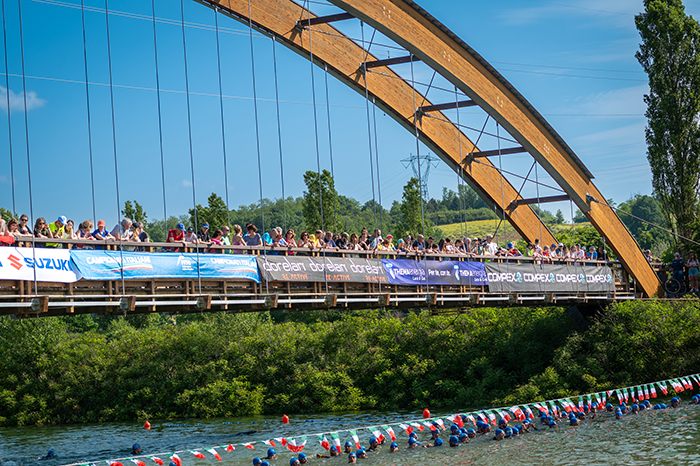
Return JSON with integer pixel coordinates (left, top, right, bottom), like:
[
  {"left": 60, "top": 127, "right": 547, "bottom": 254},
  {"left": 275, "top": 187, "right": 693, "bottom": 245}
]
[
  {"left": 302, "top": 169, "right": 340, "bottom": 232},
  {"left": 636, "top": 0, "right": 700, "bottom": 249}
]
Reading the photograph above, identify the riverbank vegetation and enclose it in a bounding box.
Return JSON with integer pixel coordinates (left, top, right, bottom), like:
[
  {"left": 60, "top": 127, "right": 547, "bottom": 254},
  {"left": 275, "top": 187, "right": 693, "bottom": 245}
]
[{"left": 0, "top": 300, "right": 697, "bottom": 427}]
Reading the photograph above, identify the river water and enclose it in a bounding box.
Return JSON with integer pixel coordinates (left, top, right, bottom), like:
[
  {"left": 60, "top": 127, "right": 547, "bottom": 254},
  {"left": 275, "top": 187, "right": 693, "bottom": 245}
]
[{"left": 1, "top": 401, "right": 699, "bottom": 466}]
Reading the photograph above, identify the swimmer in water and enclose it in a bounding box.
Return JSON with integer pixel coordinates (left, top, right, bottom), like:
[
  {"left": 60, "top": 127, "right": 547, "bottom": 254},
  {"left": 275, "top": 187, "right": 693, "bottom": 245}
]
[
  {"left": 493, "top": 429, "right": 505, "bottom": 441},
  {"left": 356, "top": 449, "right": 367, "bottom": 459},
  {"left": 448, "top": 435, "right": 459, "bottom": 447},
  {"left": 38, "top": 450, "right": 56, "bottom": 460},
  {"left": 289, "top": 458, "right": 300, "bottom": 466},
  {"left": 389, "top": 443, "right": 399, "bottom": 452},
  {"left": 263, "top": 449, "right": 276, "bottom": 460},
  {"left": 467, "top": 428, "right": 477, "bottom": 438},
  {"left": 459, "top": 432, "right": 468, "bottom": 443},
  {"left": 347, "top": 452, "right": 357, "bottom": 464},
  {"left": 423, "top": 438, "right": 443, "bottom": 448},
  {"left": 132, "top": 444, "right": 142, "bottom": 455},
  {"left": 344, "top": 442, "right": 353, "bottom": 454},
  {"left": 407, "top": 437, "right": 420, "bottom": 448},
  {"left": 367, "top": 436, "right": 379, "bottom": 451},
  {"left": 297, "top": 452, "right": 308, "bottom": 464},
  {"left": 252, "top": 458, "right": 261, "bottom": 466},
  {"left": 671, "top": 397, "right": 680, "bottom": 408}
]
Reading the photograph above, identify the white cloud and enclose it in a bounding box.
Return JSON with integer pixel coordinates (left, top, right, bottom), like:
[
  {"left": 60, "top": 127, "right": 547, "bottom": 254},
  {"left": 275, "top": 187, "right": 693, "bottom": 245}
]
[
  {"left": 0, "top": 85, "right": 46, "bottom": 112},
  {"left": 182, "top": 179, "right": 192, "bottom": 188}
]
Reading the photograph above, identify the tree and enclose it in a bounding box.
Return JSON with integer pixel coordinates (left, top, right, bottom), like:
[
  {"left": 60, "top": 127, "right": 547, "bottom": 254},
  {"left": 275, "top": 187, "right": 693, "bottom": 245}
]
[
  {"left": 636, "top": 0, "right": 700, "bottom": 249},
  {"left": 121, "top": 201, "right": 147, "bottom": 225},
  {"left": 189, "top": 193, "right": 230, "bottom": 231},
  {"left": 0, "top": 208, "right": 17, "bottom": 223},
  {"left": 617, "top": 194, "right": 670, "bottom": 251},
  {"left": 572, "top": 209, "right": 587, "bottom": 224},
  {"left": 302, "top": 169, "right": 340, "bottom": 232},
  {"left": 555, "top": 209, "right": 565, "bottom": 225}
]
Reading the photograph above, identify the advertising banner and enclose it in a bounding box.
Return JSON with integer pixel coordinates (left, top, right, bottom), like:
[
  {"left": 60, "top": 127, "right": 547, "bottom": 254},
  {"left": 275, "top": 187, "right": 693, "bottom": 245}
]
[
  {"left": 71, "top": 250, "right": 260, "bottom": 283},
  {"left": 484, "top": 262, "right": 615, "bottom": 293},
  {"left": 0, "top": 247, "right": 81, "bottom": 283},
  {"left": 382, "top": 259, "right": 488, "bottom": 286},
  {"left": 257, "top": 255, "right": 388, "bottom": 284}
]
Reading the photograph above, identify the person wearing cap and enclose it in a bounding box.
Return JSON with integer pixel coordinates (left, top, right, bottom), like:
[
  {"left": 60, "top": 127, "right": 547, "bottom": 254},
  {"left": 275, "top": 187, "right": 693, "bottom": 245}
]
[
  {"left": 605, "top": 403, "right": 613, "bottom": 412},
  {"left": 423, "top": 438, "right": 443, "bottom": 448},
  {"left": 166, "top": 223, "right": 186, "bottom": 251},
  {"left": 46, "top": 216, "right": 66, "bottom": 248},
  {"left": 430, "top": 429, "right": 440, "bottom": 441},
  {"left": 347, "top": 452, "right": 357, "bottom": 464},
  {"left": 466, "top": 428, "right": 477, "bottom": 438},
  {"left": 389, "top": 442, "right": 399, "bottom": 452},
  {"left": 342, "top": 441, "right": 353, "bottom": 454},
  {"left": 569, "top": 415, "right": 579, "bottom": 426},
  {"left": 316, "top": 446, "right": 339, "bottom": 459},
  {"left": 38, "top": 449, "right": 56, "bottom": 460},
  {"left": 263, "top": 448, "right": 276, "bottom": 460},
  {"left": 492, "top": 429, "right": 505, "bottom": 441},
  {"left": 184, "top": 226, "right": 199, "bottom": 244},
  {"left": 289, "top": 458, "right": 300, "bottom": 466},
  {"left": 367, "top": 436, "right": 379, "bottom": 451},
  {"left": 198, "top": 224, "right": 211, "bottom": 242},
  {"left": 260, "top": 462, "right": 270, "bottom": 466},
  {"left": 93, "top": 219, "right": 114, "bottom": 242},
  {"left": 407, "top": 437, "right": 420, "bottom": 448},
  {"left": 458, "top": 432, "right": 468, "bottom": 443},
  {"left": 498, "top": 418, "right": 507, "bottom": 429},
  {"left": 294, "top": 452, "right": 307, "bottom": 464},
  {"left": 548, "top": 420, "right": 557, "bottom": 428},
  {"left": 131, "top": 444, "right": 142, "bottom": 455},
  {"left": 671, "top": 397, "right": 681, "bottom": 408},
  {"left": 504, "top": 427, "right": 513, "bottom": 438},
  {"left": 356, "top": 449, "right": 367, "bottom": 459},
  {"left": 252, "top": 458, "right": 261, "bottom": 466}
]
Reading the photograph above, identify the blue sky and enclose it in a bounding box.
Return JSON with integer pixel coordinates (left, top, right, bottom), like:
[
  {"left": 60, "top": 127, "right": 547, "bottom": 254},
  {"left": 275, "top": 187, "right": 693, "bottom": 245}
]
[{"left": 1, "top": 0, "right": 698, "bottom": 227}]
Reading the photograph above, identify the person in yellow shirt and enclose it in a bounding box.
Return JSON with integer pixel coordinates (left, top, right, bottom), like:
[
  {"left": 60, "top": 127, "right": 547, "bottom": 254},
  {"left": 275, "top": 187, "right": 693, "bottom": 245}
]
[{"left": 309, "top": 230, "right": 324, "bottom": 249}]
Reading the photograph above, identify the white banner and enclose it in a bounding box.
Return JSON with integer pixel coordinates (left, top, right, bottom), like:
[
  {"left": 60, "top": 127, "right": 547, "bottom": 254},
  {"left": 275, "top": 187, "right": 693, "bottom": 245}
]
[{"left": 0, "top": 247, "right": 81, "bottom": 283}]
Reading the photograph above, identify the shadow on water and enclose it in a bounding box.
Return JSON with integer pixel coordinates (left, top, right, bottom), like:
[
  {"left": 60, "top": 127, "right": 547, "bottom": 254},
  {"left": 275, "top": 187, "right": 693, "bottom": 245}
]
[{"left": 1, "top": 404, "right": 699, "bottom": 466}]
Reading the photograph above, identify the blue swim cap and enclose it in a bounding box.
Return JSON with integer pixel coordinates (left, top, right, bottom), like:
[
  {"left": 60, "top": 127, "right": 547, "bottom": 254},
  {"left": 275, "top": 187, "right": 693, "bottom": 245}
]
[
  {"left": 516, "top": 424, "right": 523, "bottom": 431},
  {"left": 290, "top": 459, "right": 300, "bottom": 466},
  {"left": 408, "top": 437, "right": 419, "bottom": 445},
  {"left": 369, "top": 436, "right": 377, "bottom": 444},
  {"left": 434, "top": 438, "right": 444, "bottom": 446},
  {"left": 47, "top": 450, "right": 55, "bottom": 457},
  {"left": 409, "top": 432, "right": 418, "bottom": 438},
  {"left": 459, "top": 433, "right": 467, "bottom": 440},
  {"left": 495, "top": 429, "right": 504, "bottom": 436},
  {"left": 329, "top": 446, "right": 338, "bottom": 453},
  {"left": 548, "top": 420, "right": 556, "bottom": 427},
  {"left": 348, "top": 453, "right": 356, "bottom": 458},
  {"left": 467, "top": 428, "right": 476, "bottom": 434},
  {"left": 298, "top": 453, "right": 306, "bottom": 460},
  {"left": 345, "top": 441, "right": 352, "bottom": 447},
  {"left": 261, "top": 462, "right": 270, "bottom": 466},
  {"left": 267, "top": 448, "right": 276, "bottom": 457},
  {"left": 253, "top": 460, "right": 261, "bottom": 466},
  {"left": 498, "top": 417, "right": 507, "bottom": 425},
  {"left": 504, "top": 427, "right": 512, "bottom": 437},
  {"left": 523, "top": 419, "right": 530, "bottom": 424},
  {"left": 450, "top": 424, "right": 459, "bottom": 431},
  {"left": 132, "top": 444, "right": 140, "bottom": 451},
  {"left": 169, "top": 463, "right": 176, "bottom": 466},
  {"left": 450, "top": 435, "right": 459, "bottom": 443},
  {"left": 660, "top": 403, "right": 667, "bottom": 409},
  {"left": 606, "top": 403, "right": 612, "bottom": 409},
  {"left": 390, "top": 442, "right": 398, "bottom": 449},
  {"left": 570, "top": 418, "right": 578, "bottom": 425},
  {"left": 653, "top": 404, "right": 660, "bottom": 410},
  {"left": 476, "top": 420, "right": 487, "bottom": 428},
  {"left": 357, "top": 449, "right": 365, "bottom": 455}
]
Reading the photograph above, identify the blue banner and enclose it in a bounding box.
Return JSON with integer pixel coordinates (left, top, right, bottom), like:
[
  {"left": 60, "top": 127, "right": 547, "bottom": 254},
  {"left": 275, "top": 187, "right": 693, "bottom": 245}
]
[
  {"left": 382, "top": 259, "right": 487, "bottom": 286},
  {"left": 70, "top": 250, "right": 260, "bottom": 283}
]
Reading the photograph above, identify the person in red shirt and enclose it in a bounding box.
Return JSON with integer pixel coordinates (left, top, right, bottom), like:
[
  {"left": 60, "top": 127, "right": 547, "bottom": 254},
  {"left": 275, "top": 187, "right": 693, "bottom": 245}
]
[{"left": 166, "top": 223, "right": 186, "bottom": 252}]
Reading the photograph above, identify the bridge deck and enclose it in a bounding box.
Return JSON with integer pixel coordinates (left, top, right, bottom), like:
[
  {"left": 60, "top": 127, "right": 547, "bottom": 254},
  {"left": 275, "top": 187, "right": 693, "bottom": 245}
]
[{"left": 0, "top": 238, "right": 644, "bottom": 318}]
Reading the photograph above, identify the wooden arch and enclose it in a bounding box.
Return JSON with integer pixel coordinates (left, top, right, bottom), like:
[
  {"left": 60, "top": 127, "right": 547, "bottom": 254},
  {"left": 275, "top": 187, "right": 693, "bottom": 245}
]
[{"left": 203, "top": 0, "right": 662, "bottom": 297}]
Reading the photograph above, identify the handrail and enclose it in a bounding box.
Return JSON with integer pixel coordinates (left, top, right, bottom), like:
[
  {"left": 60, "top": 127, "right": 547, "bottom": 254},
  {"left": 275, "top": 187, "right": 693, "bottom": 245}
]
[{"left": 1, "top": 236, "right": 624, "bottom": 267}]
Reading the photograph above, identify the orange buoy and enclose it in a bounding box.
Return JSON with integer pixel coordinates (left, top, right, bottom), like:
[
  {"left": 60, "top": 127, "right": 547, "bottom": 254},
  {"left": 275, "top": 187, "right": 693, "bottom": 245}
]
[
  {"left": 423, "top": 408, "right": 430, "bottom": 419},
  {"left": 144, "top": 421, "right": 151, "bottom": 430},
  {"left": 282, "top": 414, "right": 290, "bottom": 424}
]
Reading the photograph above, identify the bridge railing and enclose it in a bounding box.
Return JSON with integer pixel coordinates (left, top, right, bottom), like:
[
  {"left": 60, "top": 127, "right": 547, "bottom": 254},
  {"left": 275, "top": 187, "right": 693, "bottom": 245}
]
[{"left": 3, "top": 237, "right": 635, "bottom": 289}]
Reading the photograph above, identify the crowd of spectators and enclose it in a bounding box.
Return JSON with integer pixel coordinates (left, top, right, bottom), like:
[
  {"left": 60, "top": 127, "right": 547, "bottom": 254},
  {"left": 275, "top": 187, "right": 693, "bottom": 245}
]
[{"left": 0, "top": 216, "right": 614, "bottom": 263}]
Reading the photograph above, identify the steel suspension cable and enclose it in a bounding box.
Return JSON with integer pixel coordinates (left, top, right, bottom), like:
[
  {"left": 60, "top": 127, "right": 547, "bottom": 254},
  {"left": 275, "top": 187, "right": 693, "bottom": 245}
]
[
  {"left": 2, "top": 0, "right": 14, "bottom": 214},
  {"left": 272, "top": 35, "right": 286, "bottom": 232},
  {"left": 496, "top": 122, "right": 507, "bottom": 248},
  {"left": 180, "top": 0, "right": 201, "bottom": 293},
  {"left": 372, "top": 97, "right": 383, "bottom": 232},
  {"left": 104, "top": 0, "right": 125, "bottom": 294},
  {"left": 324, "top": 63, "right": 337, "bottom": 233},
  {"left": 79, "top": 0, "right": 96, "bottom": 226},
  {"left": 214, "top": 7, "right": 231, "bottom": 229},
  {"left": 17, "top": 0, "right": 36, "bottom": 293},
  {"left": 247, "top": 0, "right": 268, "bottom": 294},
  {"left": 454, "top": 86, "right": 464, "bottom": 242},
  {"left": 306, "top": 0, "right": 328, "bottom": 294},
  {"left": 151, "top": 0, "right": 167, "bottom": 237},
  {"left": 360, "top": 22, "right": 378, "bottom": 232}
]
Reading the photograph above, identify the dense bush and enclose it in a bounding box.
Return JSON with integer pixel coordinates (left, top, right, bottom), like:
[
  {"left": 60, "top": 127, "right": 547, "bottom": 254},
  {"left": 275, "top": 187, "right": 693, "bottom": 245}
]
[{"left": 0, "top": 301, "right": 697, "bottom": 427}]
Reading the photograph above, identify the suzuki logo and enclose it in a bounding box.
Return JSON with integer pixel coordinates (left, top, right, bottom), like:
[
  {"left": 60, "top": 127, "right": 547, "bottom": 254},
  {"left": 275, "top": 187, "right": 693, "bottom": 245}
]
[{"left": 8, "top": 254, "right": 22, "bottom": 270}]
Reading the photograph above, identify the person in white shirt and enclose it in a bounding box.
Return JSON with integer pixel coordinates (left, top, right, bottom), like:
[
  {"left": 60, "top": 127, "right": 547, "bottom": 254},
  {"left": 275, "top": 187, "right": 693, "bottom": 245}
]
[{"left": 485, "top": 234, "right": 498, "bottom": 255}]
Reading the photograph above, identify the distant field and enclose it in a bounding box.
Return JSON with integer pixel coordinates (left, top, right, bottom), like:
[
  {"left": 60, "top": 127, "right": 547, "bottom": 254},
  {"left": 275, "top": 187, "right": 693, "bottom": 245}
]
[{"left": 437, "top": 220, "right": 592, "bottom": 245}]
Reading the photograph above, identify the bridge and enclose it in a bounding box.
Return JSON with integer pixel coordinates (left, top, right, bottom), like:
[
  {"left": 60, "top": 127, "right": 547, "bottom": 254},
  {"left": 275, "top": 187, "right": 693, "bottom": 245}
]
[{"left": 0, "top": 0, "right": 664, "bottom": 317}]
